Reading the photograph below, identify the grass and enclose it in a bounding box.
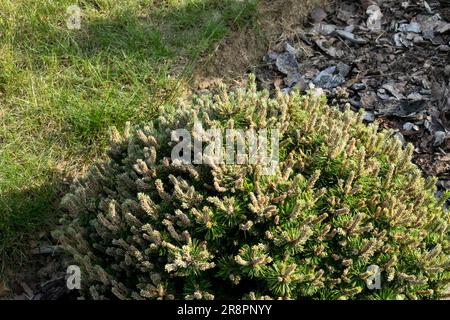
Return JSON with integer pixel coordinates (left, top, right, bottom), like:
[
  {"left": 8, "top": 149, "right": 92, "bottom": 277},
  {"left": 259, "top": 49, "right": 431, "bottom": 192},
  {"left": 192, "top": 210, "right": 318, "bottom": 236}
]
[{"left": 0, "top": 0, "right": 259, "bottom": 276}]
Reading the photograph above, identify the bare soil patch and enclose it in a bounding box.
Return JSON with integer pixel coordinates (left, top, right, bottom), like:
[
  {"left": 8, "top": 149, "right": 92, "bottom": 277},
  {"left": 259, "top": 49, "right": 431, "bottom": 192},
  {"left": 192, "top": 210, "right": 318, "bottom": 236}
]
[{"left": 193, "top": 0, "right": 328, "bottom": 88}]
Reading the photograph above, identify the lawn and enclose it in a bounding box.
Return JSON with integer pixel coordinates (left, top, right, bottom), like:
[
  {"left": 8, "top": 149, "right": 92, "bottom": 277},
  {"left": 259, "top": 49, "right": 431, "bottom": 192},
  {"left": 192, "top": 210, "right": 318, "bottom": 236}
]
[{"left": 0, "top": 0, "right": 260, "bottom": 275}]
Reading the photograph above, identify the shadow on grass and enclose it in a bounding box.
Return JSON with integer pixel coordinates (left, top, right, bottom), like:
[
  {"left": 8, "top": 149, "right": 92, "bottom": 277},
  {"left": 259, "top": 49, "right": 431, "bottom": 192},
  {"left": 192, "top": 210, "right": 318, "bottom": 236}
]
[
  {"left": 0, "top": 0, "right": 258, "bottom": 278},
  {"left": 74, "top": 0, "right": 257, "bottom": 59},
  {"left": 0, "top": 171, "right": 70, "bottom": 278},
  {"left": 42, "top": 0, "right": 257, "bottom": 149}
]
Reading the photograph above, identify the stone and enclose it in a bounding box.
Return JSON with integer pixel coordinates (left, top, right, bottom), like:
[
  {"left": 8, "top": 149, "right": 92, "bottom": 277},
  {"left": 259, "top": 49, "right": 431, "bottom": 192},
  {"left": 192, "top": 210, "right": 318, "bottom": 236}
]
[
  {"left": 434, "top": 131, "right": 447, "bottom": 146},
  {"left": 334, "top": 30, "right": 369, "bottom": 44},
  {"left": 276, "top": 52, "right": 299, "bottom": 75},
  {"left": 337, "top": 62, "right": 351, "bottom": 77},
  {"left": 320, "top": 24, "right": 338, "bottom": 35},
  {"left": 394, "top": 33, "right": 413, "bottom": 47},
  {"left": 403, "top": 122, "right": 419, "bottom": 131},
  {"left": 407, "top": 93, "right": 424, "bottom": 101},
  {"left": 363, "top": 111, "right": 375, "bottom": 122},
  {"left": 398, "top": 22, "right": 422, "bottom": 33},
  {"left": 360, "top": 92, "right": 378, "bottom": 109},
  {"left": 315, "top": 39, "right": 339, "bottom": 57},
  {"left": 395, "top": 132, "right": 407, "bottom": 146},
  {"left": 314, "top": 66, "right": 346, "bottom": 89},
  {"left": 436, "top": 22, "right": 450, "bottom": 34},
  {"left": 424, "top": 1, "right": 433, "bottom": 14},
  {"left": 366, "top": 5, "right": 383, "bottom": 32},
  {"left": 284, "top": 73, "right": 304, "bottom": 87},
  {"left": 285, "top": 42, "right": 298, "bottom": 55},
  {"left": 444, "top": 65, "right": 450, "bottom": 77},
  {"left": 382, "top": 83, "right": 406, "bottom": 100},
  {"left": 352, "top": 83, "right": 367, "bottom": 91},
  {"left": 413, "top": 35, "right": 424, "bottom": 44}
]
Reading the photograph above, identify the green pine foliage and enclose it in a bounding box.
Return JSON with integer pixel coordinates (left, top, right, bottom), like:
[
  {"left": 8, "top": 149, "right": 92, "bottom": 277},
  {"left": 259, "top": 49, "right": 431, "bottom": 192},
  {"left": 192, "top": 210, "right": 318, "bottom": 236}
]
[{"left": 53, "top": 76, "right": 450, "bottom": 300}]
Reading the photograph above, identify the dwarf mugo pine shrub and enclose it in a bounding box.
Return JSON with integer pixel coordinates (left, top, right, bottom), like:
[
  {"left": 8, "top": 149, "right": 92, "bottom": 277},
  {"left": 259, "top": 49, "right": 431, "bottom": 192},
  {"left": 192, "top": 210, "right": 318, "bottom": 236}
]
[{"left": 54, "top": 76, "right": 450, "bottom": 300}]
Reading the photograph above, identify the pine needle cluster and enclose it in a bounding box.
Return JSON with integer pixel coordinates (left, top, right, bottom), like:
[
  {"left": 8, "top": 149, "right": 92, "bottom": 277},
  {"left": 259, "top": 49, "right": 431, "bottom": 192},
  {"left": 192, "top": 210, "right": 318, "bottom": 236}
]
[{"left": 54, "top": 76, "right": 450, "bottom": 300}]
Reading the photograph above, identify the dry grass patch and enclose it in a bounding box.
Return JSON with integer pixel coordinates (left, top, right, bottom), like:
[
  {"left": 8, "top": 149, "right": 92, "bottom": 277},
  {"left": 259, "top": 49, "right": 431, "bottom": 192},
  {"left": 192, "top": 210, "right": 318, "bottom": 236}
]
[{"left": 193, "top": 0, "right": 328, "bottom": 88}]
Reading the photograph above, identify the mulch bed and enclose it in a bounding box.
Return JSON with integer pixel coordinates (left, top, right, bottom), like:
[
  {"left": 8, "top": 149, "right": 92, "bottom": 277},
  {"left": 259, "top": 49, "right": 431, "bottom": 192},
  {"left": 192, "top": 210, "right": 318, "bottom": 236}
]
[{"left": 256, "top": 0, "right": 450, "bottom": 197}]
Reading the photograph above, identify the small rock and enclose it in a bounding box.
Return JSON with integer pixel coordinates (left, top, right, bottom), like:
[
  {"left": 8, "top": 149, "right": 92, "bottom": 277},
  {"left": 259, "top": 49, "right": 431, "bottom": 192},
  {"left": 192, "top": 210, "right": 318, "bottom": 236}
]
[
  {"left": 382, "top": 83, "right": 406, "bottom": 100},
  {"left": 434, "top": 131, "right": 447, "bottom": 146},
  {"left": 424, "top": 1, "right": 433, "bottom": 14},
  {"left": 422, "top": 28, "right": 435, "bottom": 40},
  {"left": 433, "top": 36, "right": 446, "bottom": 46},
  {"left": 314, "top": 39, "right": 340, "bottom": 57},
  {"left": 422, "top": 79, "right": 432, "bottom": 89},
  {"left": 363, "top": 111, "right": 375, "bottom": 122},
  {"left": 284, "top": 42, "right": 298, "bottom": 55},
  {"left": 413, "top": 35, "right": 424, "bottom": 44},
  {"left": 393, "top": 33, "right": 403, "bottom": 47},
  {"left": 276, "top": 52, "right": 299, "bottom": 75},
  {"left": 284, "top": 73, "right": 304, "bottom": 87},
  {"left": 444, "top": 65, "right": 450, "bottom": 77},
  {"left": 337, "top": 62, "right": 351, "bottom": 77},
  {"left": 334, "top": 30, "right": 369, "bottom": 44},
  {"left": 403, "top": 122, "right": 414, "bottom": 131},
  {"left": 314, "top": 66, "right": 346, "bottom": 89},
  {"left": 344, "top": 25, "right": 355, "bottom": 33},
  {"left": 438, "top": 45, "right": 450, "bottom": 52},
  {"left": 349, "top": 99, "right": 361, "bottom": 108},
  {"left": 403, "top": 122, "right": 419, "bottom": 131},
  {"left": 424, "top": 119, "right": 433, "bottom": 132},
  {"left": 377, "top": 92, "right": 391, "bottom": 100},
  {"left": 395, "top": 132, "right": 407, "bottom": 146},
  {"left": 435, "top": 190, "right": 443, "bottom": 202},
  {"left": 394, "top": 33, "right": 413, "bottom": 47},
  {"left": 352, "top": 83, "right": 367, "bottom": 91},
  {"left": 319, "top": 24, "right": 338, "bottom": 36},
  {"left": 421, "top": 15, "right": 441, "bottom": 40},
  {"left": 281, "top": 87, "right": 292, "bottom": 95},
  {"left": 407, "top": 93, "right": 424, "bottom": 101},
  {"left": 360, "top": 92, "right": 378, "bottom": 109},
  {"left": 436, "top": 22, "right": 450, "bottom": 34},
  {"left": 398, "top": 22, "right": 422, "bottom": 33},
  {"left": 366, "top": 5, "right": 383, "bottom": 32},
  {"left": 266, "top": 51, "right": 279, "bottom": 62}
]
